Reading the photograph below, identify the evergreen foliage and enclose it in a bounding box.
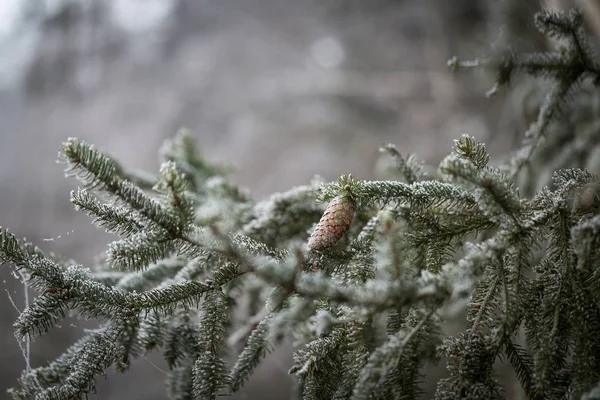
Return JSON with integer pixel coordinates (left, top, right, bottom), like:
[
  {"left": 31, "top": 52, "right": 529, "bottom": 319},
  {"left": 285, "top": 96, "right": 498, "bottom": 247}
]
[{"left": 3, "top": 7, "right": 600, "bottom": 400}]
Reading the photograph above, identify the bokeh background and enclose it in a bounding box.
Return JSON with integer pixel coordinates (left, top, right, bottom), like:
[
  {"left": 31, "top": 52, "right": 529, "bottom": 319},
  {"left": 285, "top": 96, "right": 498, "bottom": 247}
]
[{"left": 0, "top": 0, "right": 594, "bottom": 399}]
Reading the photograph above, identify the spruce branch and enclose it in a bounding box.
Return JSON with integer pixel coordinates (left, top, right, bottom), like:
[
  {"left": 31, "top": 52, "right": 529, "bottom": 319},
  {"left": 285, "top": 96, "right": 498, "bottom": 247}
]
[
  {"left": 450, "top": 7, "right": 599, "bottom": 183},
  {"left": 60, "top": 138, "right": 204, "bottom": 257},
  {"left": 160, "top": 128, "right": 233, "bottom": 192},
  {"left": 114, "top": 257, "right": 187, "bottom": 292},
  {"left": 509, "top": 80, "right": 573, "bottom": 180},
  {"left": 241, "top": 182, "right": 323, "bottom": 246},
  {"left": 5, "top": 8, "right": 600, "bottom": 398},
  {"left": 70, "top": 188, "right": 146, "bottom": 237},
  {"left": 165, "top": 361, "right": 195, "bottom": 400},
  {"left": 453, "top": 135, "right": 491, "bottom": 170},
  {"left": 291, "top": 327, "right": 346, "bottom": 400},
  {"left": 571, "top": 213, "right": 600, "bottom": 270},
  {"left": 319, "top": 177, "right": 481, "bottom": 215},
  {"left": 9, "top": 323, "right": 125, "bottom": 400},
  {"left": 503, "top": 338, "right": 538, "bottom": 400},
  {"left": 379, "top": 143, "right": 427, "bottom": 184},
  {"left": 229, "top": 313, "right": 274, "bottom": 392},
  {"left": 332, "top": 329, "right": 369, "bottom": 400},
  {"left": 468, "top": 273, "right": 500, "bottom": 334},
  {"left": 190, "top": 291, "right": 231, "bottom": 399},
  {"left": 107, "top": 231, "right": 179, "bottom": 271},
  {"left": 350, "top": 309, "right": 434, "bottom": 400}
]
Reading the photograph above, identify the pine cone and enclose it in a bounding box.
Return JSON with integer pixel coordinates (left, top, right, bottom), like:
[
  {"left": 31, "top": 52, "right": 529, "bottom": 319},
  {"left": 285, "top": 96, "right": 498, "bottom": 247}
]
[{"left": 307, "top": 194, "right": 355, "bottom": 251}]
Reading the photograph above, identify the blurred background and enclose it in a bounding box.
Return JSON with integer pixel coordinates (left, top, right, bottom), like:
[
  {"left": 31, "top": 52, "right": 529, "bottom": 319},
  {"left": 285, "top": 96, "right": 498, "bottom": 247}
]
[{"left": 0, "top": 0, "right": 594, "bottom": 399}]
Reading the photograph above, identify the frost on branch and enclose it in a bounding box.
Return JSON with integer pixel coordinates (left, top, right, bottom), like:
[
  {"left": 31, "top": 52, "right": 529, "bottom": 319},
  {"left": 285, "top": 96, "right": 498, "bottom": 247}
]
[{"left": 3, "top": 8, "right": 600, "bottom": 400}]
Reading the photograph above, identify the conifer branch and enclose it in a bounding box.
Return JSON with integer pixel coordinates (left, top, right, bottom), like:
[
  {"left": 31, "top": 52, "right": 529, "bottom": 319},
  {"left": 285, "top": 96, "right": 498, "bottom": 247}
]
[
  {"left": 229, "top": 314, "right": 273, "bottom": 392},
  {"left": 192, "top": 290, "right": 231, "bottom": 399},
  {"left": 350, "top": 310, "right": 434, "bottom": 400},
  {"left": 379, "top": 144, "right": 427, "bottom": 183},
  {"left": 60, "top": 138, "right": 204, "bottom": 257},
  {"left": 4, "top": 8, "right": 600, "bottom": 399}
]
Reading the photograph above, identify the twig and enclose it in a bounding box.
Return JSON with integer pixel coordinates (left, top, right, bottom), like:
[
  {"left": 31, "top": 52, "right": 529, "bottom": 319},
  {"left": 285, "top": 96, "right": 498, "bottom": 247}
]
[
  {"left": 5, "top": 270, "right": 31, "bottom": 372},
  {"left": 227, "top": 307, "right": 270, "bottom": 348}
]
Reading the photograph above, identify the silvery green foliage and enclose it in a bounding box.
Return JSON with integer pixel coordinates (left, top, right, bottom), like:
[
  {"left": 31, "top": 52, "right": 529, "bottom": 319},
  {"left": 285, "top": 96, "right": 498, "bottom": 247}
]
[{"left": 2, "top": 8, "right": 600, "bottom": 400}]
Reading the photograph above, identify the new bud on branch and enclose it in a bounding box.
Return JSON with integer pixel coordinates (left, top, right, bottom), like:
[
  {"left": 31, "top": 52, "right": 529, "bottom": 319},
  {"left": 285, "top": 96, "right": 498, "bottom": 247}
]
[{"left": 307, "top": 187, "right": 355, "bottom": 251}]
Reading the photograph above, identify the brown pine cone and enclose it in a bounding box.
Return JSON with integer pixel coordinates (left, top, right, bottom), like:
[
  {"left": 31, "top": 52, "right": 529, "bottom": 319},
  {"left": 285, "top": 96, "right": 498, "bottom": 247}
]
[{"left": 307, "top": 194, "right": 355, "bottom": 251}]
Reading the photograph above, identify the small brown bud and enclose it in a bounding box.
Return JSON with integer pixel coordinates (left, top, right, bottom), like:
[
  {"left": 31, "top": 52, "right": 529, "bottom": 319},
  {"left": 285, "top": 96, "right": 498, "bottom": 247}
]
[{"left": 307, "top": 194, "right": 355, "bottom": 251}]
